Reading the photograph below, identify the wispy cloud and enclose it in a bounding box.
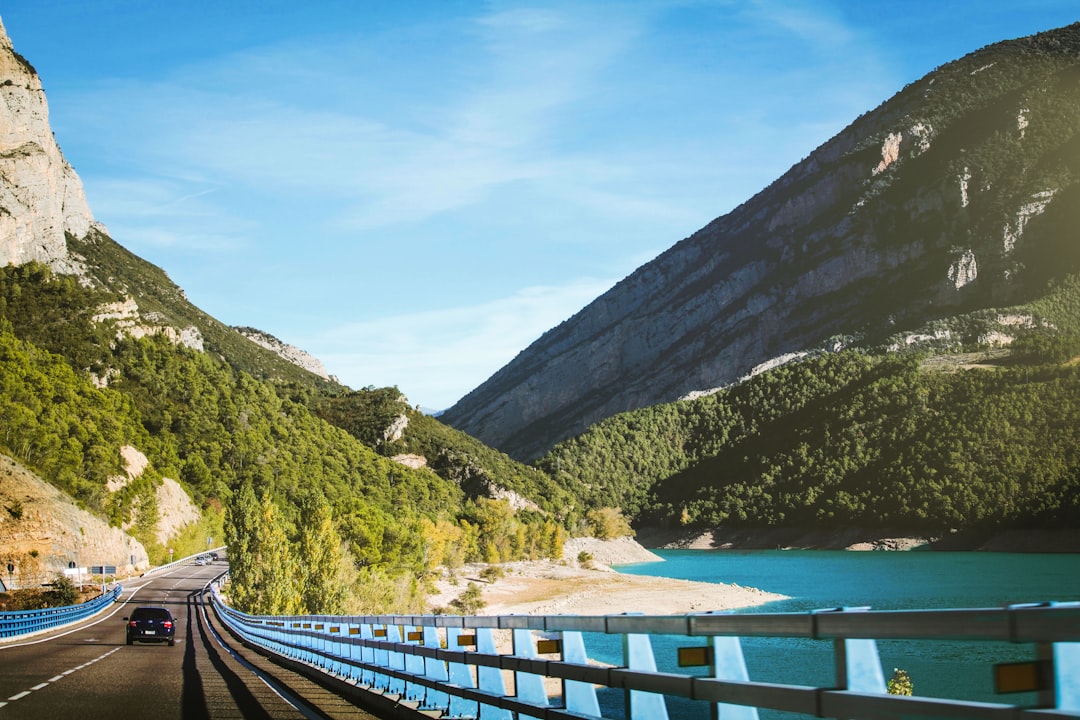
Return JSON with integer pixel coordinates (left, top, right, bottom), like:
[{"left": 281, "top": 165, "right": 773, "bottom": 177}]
[
  {"left": 306, "top": 276, "right": 616, "bottom": 410},
  {"left": 41, "top": 0, "right": 909, "bottom": 406}
]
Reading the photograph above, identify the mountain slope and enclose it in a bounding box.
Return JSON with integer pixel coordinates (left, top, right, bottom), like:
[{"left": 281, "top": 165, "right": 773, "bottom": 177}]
[
  {"left": 0, "top": 15, "right": 578, "bottom": 600},
  {"left": 442, "top": 23, "right": 1080, "bottom": 461}
]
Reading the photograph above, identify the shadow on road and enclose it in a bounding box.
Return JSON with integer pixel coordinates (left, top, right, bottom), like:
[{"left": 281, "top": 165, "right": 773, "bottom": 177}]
[{"left": 182, "top": 588, "right": 273, "bottom": 720}]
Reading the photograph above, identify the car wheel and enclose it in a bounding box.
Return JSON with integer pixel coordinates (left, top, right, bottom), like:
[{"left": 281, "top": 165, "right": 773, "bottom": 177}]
[
  {"left": 126, "top": 637, "right": 133, "bottom": 645},
  {"left": 168, "top": 638, "right": 175, "bottom": 647}
]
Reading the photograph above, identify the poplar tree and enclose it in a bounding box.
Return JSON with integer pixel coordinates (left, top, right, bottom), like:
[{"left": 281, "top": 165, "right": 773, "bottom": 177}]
[
  {"left": 253, "top": 494, "right": 301, "bottom": 615},
  {"left": 223, "top": 482, "right": 260, "bottom": 612},
  {"left": 297, "top": 490, "right": 347, "bottom": 614}
]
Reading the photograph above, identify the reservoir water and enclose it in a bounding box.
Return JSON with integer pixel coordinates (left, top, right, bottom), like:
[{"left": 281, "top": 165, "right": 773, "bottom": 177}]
[{"left": 607, "top": 549, "right": 1080, "bottom": 718}]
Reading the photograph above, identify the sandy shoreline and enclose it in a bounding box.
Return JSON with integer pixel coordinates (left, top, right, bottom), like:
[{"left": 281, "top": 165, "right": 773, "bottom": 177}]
[{"left": 428, "top": 537, "right": 788, "bottom": 616}]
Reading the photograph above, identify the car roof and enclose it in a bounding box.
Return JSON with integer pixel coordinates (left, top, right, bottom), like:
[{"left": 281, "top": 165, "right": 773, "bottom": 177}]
[{"left": 130, "top": 606, "right": 171, "bottom": 616}]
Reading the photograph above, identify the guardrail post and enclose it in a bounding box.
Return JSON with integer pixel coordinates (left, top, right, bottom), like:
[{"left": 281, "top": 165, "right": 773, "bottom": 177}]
[
  {"left": 404, "top": 624, "right": 427, "bottom": 703},
  {"left": 421, "top": 625, "right": 450, "bottom": 712},
  {"left": 624, "top": 624, "right": 670, "bottom": 720},
  {"left": 562, "top": 630, "right": 601, "bottom": 717},
  {"left": 512, "top": 627, "right": 549, "bottom": 708},
  {"left": 446, "top": 626, "right": 480, "bottom": 718},
  {"left": 818, "top": 608, "right": 885, "bottom": 694},
  {"left": 710, "top": 634, "right": 759, "bottom": 720},
  {"left": 368, "top": 623, "right": 388, "bottom": 690},
  {"left": 476, "top": 627, "right": 512, "bottom": 720},
  {"left": 386, "top": 624, "right": 406, "bottom": 697},
  {"left": 1053, "top": 640, "right": 1080, "bottom": 711},
  {"left": 344, "top": 622, "right": 361, "bottom": 683}
]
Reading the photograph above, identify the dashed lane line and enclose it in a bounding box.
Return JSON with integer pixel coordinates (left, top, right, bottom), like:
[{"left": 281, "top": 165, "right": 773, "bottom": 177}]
[{"left": 0, "top": 647, "right": 120, "bottom": 711}]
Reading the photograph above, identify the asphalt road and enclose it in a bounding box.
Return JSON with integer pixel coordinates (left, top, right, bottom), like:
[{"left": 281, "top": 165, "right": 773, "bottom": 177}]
[{"left": 0, "top": 561, "right": 378, "bottom": 720}]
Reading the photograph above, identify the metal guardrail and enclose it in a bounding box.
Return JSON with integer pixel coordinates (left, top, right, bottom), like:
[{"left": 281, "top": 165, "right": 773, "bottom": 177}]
[
  {"left": 207, "top": 578, "right": 1080, "bottom": 720},
  {"left": 140, "top": 546, "right": 226, "bottom": 577},
  {"left": 0, "top": 584, "right": 123, "bottom": 640}
]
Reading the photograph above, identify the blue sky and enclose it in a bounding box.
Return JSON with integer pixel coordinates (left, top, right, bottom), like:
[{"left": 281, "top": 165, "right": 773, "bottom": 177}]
[{"left": 2, "top": 2, "right": 1077, "bottom": 409}]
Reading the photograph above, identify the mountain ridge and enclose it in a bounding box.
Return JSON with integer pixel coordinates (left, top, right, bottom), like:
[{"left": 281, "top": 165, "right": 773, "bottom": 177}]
[{"left": 441, "top": 22, "right": 1080, "bottom": 461}]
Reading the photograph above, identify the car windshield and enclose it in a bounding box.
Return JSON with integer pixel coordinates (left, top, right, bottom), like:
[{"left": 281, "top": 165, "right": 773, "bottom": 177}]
[{"left": 132, "top": 608, "right": 170, "bottom": 621}]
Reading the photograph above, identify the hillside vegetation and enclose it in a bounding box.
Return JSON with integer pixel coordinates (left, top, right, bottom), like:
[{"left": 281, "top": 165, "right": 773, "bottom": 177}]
[
  {"left": 538, "top": 278, "right": 1080, "bottom": 542},
  {"left": 0, "top": 262, "right": 572, "bottom": 613}
]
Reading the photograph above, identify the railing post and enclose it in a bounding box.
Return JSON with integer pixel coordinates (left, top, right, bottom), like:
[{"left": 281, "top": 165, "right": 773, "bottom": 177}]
[
  {"left": 404, "top": 624, "right": 426, "bottom": 703},
  {"left": 367, "top": 623, "right": 388, "bottom": 690},
  {"left": 512, "top": 627, "right": 549, "bottom": 708},
  {"left": 1034, "top": 601, "right": 1080, "bottom": 712},
  {"left": 562, "top": 630, "right": 601, "bottom": 717},
  {"left": 421, "top": 625, "right": 450, "bottom": 712},
  {"left": 709, "top": 634, "right": 758, "bottom": 720},
  {"left": 623, "top": 623, "right": 670, "bottom": 720},
  {"left": 446, "top": 626, "right": 480, "bottom": 719},
  {"left": 476, "top": 627, "right": 512, "bottom": 720},
  {"left": 345, "top": 622, "right": 361, "bottom": 683},
  {"left": 386, "top": 624, "right": 406, "bottom": 697},
  {"left": 818, "top": 608, "right": 885, "bottom": 696}
]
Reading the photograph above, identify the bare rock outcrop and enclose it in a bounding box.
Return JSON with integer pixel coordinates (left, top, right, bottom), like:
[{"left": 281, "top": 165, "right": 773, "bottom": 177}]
[
  {"left": 442, "top": 24, "right": 1080, "bottom": 460},
  {"left": 235, "top": 327, "right": 330, "bottom": 380},
  {"left": 0, "top": 454, "right": 150, "bottom": 584},
  {"left": 0, "top": 17, "right": 97, "bottom": 272}
]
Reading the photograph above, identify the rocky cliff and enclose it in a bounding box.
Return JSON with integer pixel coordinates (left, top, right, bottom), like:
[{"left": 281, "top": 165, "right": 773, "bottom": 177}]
[
  {"left": 1, "top": 454, "right": 150, "bottom": 584},
  {"left": 235, "top": 326, "right": 331, "bottom": 380},
  {"left": 442, "top": 24, "right": 1080, "bottom": 461},
  {"left": 0, "top": 18, "right": 97, "bottom": 272}
]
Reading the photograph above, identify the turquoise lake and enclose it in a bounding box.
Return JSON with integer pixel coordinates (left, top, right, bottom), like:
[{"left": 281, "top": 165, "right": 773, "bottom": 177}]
[{"left": 602, "top": 549, "right": 1080, "bottom": 718}]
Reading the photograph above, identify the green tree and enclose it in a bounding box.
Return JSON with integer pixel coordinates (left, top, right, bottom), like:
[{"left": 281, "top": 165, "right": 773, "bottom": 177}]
[
  {"left": 297, "top": 490, "right": 347, "bottom": 614},
  {"left": 224, "top": 483, "right": 261, "bottom": 612},
  {"left": 251, "top": 494, "right": 301, "bottom": 615}
]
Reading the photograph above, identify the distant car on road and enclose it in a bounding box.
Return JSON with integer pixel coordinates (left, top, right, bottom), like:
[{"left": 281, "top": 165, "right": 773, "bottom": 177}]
[
  {"left": 210, "top": 552, "right": 219, "bottom": 561},
  {"left": 194, "top": 556, "right": 208, "bottom": 566},
  {"left": 125, "top": 606, "right": 176, "bottom": 646}
]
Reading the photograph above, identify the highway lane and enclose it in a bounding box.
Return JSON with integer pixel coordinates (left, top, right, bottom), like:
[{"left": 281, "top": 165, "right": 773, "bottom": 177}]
[{"left": 0, "top": 561, "right": 378, "bottom": 719}]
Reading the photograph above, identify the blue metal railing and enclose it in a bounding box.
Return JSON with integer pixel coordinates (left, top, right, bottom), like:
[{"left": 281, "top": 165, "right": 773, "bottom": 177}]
[
  {"left": 207, "top": 577, "right": 1080, "bottom": 720},
  {"left": 0, "top": 584, "right": 122, "bottom": 640},
  {"left": 141, "top": 546, "right": 226, "bottom": 577}
]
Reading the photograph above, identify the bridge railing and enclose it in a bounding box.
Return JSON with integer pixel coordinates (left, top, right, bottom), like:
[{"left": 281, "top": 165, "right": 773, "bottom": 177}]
[
  {"left": 0, "top": 584, "right": 123, "bottom": 640},
  {"left": 207, "top": 580, "right": 1080, "bottom": 720},
  {"left": 140, "top": 545, "right": 226, "bottom": 578}
]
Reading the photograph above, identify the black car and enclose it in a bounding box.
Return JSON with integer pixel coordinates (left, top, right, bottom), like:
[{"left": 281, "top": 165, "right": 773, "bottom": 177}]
[{"left": 125, "top": 606, "right": 176, "bottom": 646}]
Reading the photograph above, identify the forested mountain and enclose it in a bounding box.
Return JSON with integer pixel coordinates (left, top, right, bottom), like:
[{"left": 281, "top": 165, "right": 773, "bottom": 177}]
[
  {"left": 443, "top": 23, "right": 1080, "bottom": 462},
  {"left": 3, "top": 12, "right": 1080, "bottom": 623},
  {"left": 0, "top": 17, "right": 580, "bottom": 613},
  {"left": 537, "top": 279, "right": 1080, "bottom": 545}
]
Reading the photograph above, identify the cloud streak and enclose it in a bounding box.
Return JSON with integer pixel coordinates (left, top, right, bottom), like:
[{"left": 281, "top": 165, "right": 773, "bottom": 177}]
[
  {"left": 306, "top": 276, "right": 616, "bottom": 410},
  {"left": 26, "top": 0, "right": 981, "bottom": 407}
]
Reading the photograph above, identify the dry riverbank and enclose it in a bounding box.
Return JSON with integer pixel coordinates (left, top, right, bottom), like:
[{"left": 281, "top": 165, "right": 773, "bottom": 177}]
[{"left": 427, "top": 537, "right": 787, "bottom": 616}]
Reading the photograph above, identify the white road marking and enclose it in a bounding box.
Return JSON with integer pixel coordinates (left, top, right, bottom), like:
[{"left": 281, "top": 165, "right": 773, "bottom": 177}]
[{"left": 2, "top": 648, "right": 120, "bottom": 708}]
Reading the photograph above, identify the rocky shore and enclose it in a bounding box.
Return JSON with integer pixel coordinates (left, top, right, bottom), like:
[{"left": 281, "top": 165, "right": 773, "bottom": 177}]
[{"left": 428, "top": 536, "right": 788, "bottom": 616}]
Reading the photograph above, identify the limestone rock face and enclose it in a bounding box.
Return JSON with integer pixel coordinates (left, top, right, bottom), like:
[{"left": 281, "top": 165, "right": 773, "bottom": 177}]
[
  {"left": 235, "top": 327, "right": 330, "bottom": 379},
  {"left": 0, "top": 18, "right": 95, "bottom": 272},
  {"left": 442, "top": 24, "right": 1080, "bottom": 460},
  {"left": 0, "top": 454, "right": 150, "bottom": 581}
]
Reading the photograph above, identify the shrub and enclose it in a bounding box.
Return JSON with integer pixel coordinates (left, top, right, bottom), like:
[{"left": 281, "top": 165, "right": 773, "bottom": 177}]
[
  {"left": 45, "top": 574, "right": 79, "bottom": 606},
  {"left": 887, "top": 668, "right": 913, "bottom": 696},
  {"left": 448, "top": 582, "right": 486, "bottom": 615},
  {"left": 479, "top": 566, "right": 505, "bottom": 583}
]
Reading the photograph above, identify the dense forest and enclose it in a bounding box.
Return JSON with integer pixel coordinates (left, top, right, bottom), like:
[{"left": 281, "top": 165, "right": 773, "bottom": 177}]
[
  {"left": 4, "top": 263, "right": 1080, "bottom": 613},
  {"left": 0, "top": 263, "right": 573, "bottom": 613},
  {"left": 538, "top": 276, "right": 1080, "bottom": 540}
]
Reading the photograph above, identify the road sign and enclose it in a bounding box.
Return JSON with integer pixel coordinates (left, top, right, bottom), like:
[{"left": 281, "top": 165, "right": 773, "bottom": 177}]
[{"left": 90, "top": 565, "right": 117, "bottom": 574}]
